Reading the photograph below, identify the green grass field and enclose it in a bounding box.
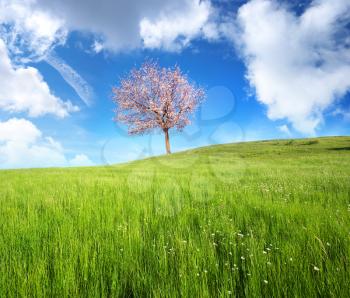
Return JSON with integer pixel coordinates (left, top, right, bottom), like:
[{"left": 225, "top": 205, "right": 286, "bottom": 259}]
[{"left": 0, "top": 136, "right": 349, "bottom": 297}]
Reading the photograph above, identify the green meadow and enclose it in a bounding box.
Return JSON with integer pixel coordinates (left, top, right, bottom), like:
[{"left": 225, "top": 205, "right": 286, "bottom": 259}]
[{"left": 0, "top": 136, "right": 349, "bottom": 297}]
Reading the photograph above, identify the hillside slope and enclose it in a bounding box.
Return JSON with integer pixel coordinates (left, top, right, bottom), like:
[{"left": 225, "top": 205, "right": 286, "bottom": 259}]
[{"left": 0, "top": 136, "right": 349, "bottom": 296}]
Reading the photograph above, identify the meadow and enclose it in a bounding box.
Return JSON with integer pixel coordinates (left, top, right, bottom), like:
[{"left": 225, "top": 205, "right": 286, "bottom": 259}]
[{"left": 0, "top": 136, "right": 349, "bottom": 297}]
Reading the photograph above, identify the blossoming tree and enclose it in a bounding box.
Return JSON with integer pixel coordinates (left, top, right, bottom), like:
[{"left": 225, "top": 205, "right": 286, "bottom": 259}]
[{"left": 112, "top": 61, "right": 205, "bottom": 154}]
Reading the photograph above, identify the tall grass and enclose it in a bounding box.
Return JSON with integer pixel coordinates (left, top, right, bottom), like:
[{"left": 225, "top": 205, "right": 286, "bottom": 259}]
[{"left": 0, "top": 137, "right": 349, "bottom": 297}]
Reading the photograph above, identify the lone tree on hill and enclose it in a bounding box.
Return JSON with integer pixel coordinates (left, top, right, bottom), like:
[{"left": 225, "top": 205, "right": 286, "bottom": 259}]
[{"left": 112, "top": 61, "right": 205, "bottom": 154}]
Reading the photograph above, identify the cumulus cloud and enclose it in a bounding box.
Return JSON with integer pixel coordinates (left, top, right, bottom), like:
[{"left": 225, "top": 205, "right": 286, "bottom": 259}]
[
  {"left": 0, "top": 0, "right": 222, "bottom": 54},
  {"left": 235, "top": 0, "right": 350, "bottom": 134},
  {"left": 0, "top": 118, "right": 94, "bottom": 169},
  {"left": 0, "top": 39, "right": 78, "bottom": 117},
  {"left": 140, "top": 0, "right": 212, "bottom": 51},
  {"left": 33, "top": 0, "right": 215, "bottom": 52},
  {"left": 0, "top": 117, "right": 41, "bottom": 144}
]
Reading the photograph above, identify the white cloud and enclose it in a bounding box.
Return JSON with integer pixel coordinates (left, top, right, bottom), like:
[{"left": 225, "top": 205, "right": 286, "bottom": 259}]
[
  {"left": 92, "top": 40, "right": 104, "bottom": 54},
  {"left": 0, "top": 39, "right": 78, "bottom": 117},
  {"left": 140, "top": 0, "right": 212, "bottom": 51},
  {"left": 0, "top": 118, "right": 41, "bottom": 143},
  {"left": 0, "top": 0, "right": 223, "bottom": 54},
  {"left": 32, "top": 0, "right": 216, "bottom": 52},
  {"left": 235, "top": 0, "right": 350, "bottom": 134},
  {"left": 0, "top": 118, "right": 94, "bottom": 169},
  {"left": 0, "top": 0, "right": 67, "bottom": 61},
  {"left": 278, "top": 124, "right": 291, "bottom": 135}
]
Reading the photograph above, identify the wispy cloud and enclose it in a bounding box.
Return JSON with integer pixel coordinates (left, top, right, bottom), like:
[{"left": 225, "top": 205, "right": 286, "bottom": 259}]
[
  {"left": 331, "top": 108, "right": 350, "bottom": 121},
  {"left": 45, "top": 52, "right": 94, "bottom": 106}
]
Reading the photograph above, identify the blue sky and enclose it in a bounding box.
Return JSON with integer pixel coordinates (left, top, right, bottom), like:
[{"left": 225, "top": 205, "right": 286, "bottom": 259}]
[{"left": 0, "top": 0, "right": 349, "bottom": 168}]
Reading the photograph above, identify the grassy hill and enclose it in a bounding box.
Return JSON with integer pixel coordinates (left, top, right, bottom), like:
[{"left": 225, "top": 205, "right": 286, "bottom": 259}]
[{"left": 0, "top": 136, "right": 349, "bottom": 297}]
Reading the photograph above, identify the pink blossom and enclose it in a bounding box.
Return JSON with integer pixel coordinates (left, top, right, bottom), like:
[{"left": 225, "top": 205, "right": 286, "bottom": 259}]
[{"left": 112, "top": 61, "right": 205, "bottom": 153}]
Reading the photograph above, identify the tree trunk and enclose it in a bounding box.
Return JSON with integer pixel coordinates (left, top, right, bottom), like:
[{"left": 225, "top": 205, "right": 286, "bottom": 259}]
[{"left": 164, "top": 129, "right": 171, "bottom": 154}]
